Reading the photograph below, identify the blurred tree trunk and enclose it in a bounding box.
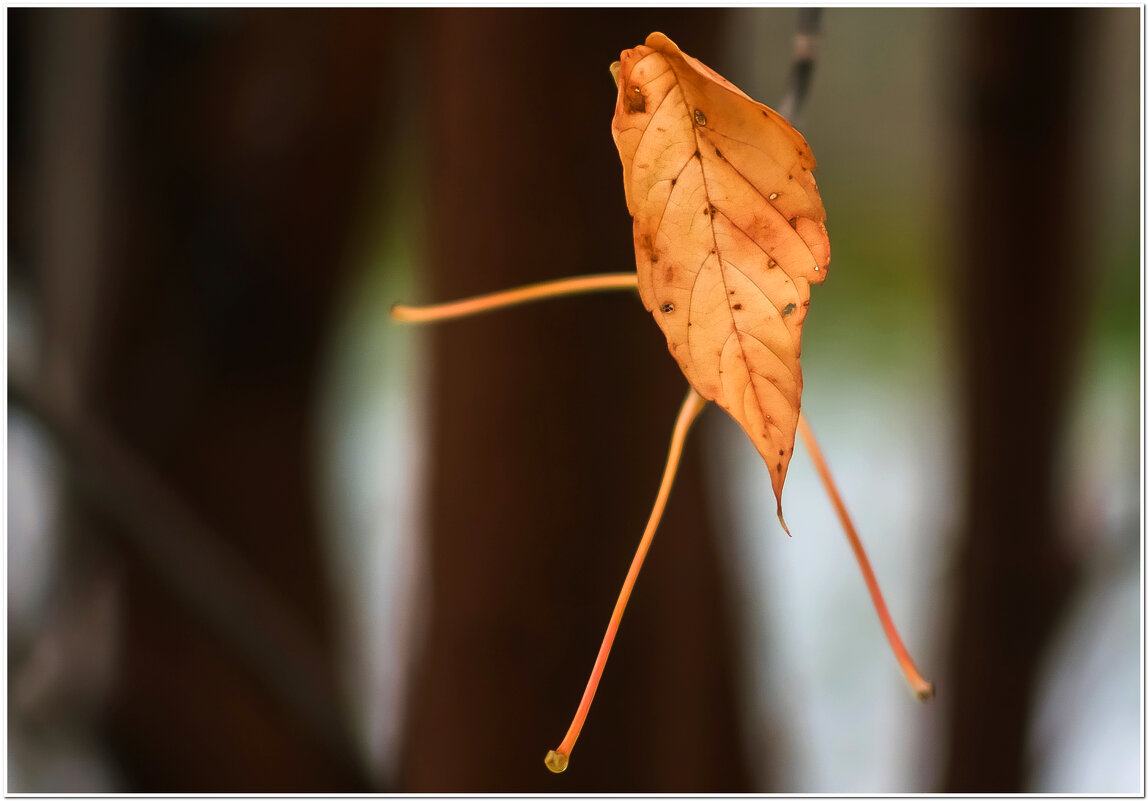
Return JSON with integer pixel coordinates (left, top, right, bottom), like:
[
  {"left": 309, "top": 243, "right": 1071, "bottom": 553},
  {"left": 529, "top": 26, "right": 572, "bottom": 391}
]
[
  {"left": 17, "top": 8, "right": 404, "bottom": 791},
  {"left": 942, "top": 9, "right": 1090, "bottom": 792},
  {"left": 397, "top": 9, "right": 757, "bottom": 792}
]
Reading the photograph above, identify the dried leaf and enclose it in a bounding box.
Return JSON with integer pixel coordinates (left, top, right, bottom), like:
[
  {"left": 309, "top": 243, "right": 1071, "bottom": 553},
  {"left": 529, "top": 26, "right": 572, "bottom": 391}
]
[
  {"left": 612, "top": 32, "right": 831, "bottom": 526},
  {"left": 393, "top": 34, "right": 932, "bottom": 769}
]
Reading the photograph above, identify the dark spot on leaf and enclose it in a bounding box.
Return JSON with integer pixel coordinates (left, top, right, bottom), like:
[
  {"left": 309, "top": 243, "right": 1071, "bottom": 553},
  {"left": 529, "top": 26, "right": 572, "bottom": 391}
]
[
  {"left": 650, "top": 252, "right": 659, "bottom": 263},
  {"left": 732, "top": 303, "right": 743, "bottom": 310},
  {"left": 694, "top": 108, "right": 707, "bottom": 126},
  {"left": 767, "top": 258, "right": 778, "bottom": 269},
  {"left": 788, "top": 218, "right": 798, "bottom": 230},
  {"left": 670, "top": 178, "right": 677, "bottom": 186},
  {"left": 729, "top": 290, "right": 736, "bottom": 295},
  {"left": 660, "top": 302, "right": 675, "bottom": 313},
  {"left": 788, "top": 174, "right": 793, "bottom": 180},
  {"left": 624, "top": 86, "right": 646, "bottom": 114},
  {"left": 709, "top": 203, "right": 717, "bottom": 215},
  {"left": 781, "top": 302, "right": 796, "bottom": 317},
  {"left": 778, "top": 449, "right": 785, "bottom": 456},
  {"left": 703, "top": 206, "right": 710, "bottom": 216},
  {"left": 714, "top": 148, "right": 723, "bottom": 159},
  {"left": 776, "top": 463, "right": 783, "bottom": 474},
  {"left": 694, "top": 149, "right": 701, "bottom": 159}
]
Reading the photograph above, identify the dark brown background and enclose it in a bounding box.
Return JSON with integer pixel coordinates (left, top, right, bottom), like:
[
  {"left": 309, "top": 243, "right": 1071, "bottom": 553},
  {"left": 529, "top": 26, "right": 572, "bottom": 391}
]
[{"left": 7, "top": 7, "right": 1139, "bottom": 793}]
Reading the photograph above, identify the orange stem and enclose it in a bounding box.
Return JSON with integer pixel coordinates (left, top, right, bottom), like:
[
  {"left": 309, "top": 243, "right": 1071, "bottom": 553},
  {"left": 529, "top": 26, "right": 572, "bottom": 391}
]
[
  {"left": 545, "top": 387, "right": 709, "bottom": 774},
  {"left": 391, "top": 273, "right": 639, "bottom": 324},
  {"left": 797, "top": 413, "right": 934, "bottom": 701}
]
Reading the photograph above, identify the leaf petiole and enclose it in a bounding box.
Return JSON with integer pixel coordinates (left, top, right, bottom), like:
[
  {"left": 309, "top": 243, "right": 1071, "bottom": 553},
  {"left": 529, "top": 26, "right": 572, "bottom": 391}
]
[
  {"left": 391, "top": 273, "right": 638, "bottom": 324},
  {"left": 797, "top": 413, "right": 934, "bottom": 701},
  {"left": 546, "top": 387, "right": 709, "bottom": 773}
]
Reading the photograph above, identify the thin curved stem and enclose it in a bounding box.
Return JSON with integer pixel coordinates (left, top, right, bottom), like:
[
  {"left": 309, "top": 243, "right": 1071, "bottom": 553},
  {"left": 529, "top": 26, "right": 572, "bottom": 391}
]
[
  {"left": 545, "top": 387, "right": 709, "bottom": 774},
  {"left": 797, "top": 412, "right": 934, "bottom": 700},
  {"left": 391, "top": 273, "right": 638, "bottom": 324}
]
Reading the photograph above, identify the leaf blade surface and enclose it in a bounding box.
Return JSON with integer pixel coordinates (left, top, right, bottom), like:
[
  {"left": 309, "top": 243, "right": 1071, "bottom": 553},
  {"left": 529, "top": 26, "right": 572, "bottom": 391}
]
[{"left": 612, "top": 32, "right": 831, "bottom": 522}]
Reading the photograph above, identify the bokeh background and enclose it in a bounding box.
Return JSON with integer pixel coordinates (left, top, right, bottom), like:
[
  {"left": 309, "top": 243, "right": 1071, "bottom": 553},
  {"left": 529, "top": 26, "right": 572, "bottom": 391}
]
[{"left": 7, "top": 6, "right": 1141, "bottom": 793}]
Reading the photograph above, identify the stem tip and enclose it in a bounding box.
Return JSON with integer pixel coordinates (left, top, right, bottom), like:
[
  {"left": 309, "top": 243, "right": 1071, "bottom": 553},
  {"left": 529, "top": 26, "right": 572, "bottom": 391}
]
[
  {"left": 545, "top": 750, "right": 569, "bottom": 774},
  {"left": 776, "top": 505, "right": 792, "bottom": 538}
]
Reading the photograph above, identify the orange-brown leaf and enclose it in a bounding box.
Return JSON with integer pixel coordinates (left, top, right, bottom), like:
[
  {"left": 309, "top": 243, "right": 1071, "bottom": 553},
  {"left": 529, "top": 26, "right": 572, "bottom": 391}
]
[{"left": 612, "top": 32, "right": 831, "bottom": 526}]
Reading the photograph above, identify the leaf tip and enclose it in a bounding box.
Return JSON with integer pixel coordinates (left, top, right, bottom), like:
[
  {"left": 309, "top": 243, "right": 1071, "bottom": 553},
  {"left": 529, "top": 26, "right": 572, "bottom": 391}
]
[
  {"left": 777, "top": 504, "right": 792, "bottom": 537},
  {"left": 544, "top": 750, "right": 569, "bottom": 774},
  {"left": 645, "top": 31, "right": 675, "bottom": 52}
]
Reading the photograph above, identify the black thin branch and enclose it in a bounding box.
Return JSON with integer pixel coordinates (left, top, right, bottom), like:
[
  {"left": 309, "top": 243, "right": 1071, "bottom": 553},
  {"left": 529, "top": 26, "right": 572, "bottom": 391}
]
[{"left": 777, "top": 8, "right": 823, "bottom": 122}]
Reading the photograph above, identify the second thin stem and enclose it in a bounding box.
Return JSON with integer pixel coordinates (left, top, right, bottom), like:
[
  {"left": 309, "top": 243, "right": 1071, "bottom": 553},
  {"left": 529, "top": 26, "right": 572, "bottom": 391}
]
[
  {"left": 392, "top": 273, "right": 638, "bottom": 324},
  {"left": 797, "top": 413, "right": 934, "bottom": 700},
  {"left": 545, "top": 387, "right": 709, "bottom": 773}
]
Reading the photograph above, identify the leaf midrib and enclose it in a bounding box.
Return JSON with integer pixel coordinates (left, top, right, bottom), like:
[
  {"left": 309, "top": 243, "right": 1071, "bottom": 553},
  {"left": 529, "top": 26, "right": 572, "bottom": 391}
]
[{"left": 659, "top": 55, "right": 799, "bottom": 441}]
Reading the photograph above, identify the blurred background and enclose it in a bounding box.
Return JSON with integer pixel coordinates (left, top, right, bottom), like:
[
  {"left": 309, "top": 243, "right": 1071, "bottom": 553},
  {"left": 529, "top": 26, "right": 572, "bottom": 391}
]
[{"left": 6, "top": 6, "right": 1140, "bottom": 793}]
